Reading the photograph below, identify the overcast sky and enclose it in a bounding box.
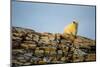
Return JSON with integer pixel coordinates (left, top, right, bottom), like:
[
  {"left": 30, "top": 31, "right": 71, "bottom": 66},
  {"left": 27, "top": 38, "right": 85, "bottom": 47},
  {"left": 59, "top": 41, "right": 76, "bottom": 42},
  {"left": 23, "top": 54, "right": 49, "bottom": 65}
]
[{"left": 12, "top": 1, "right": 96, "bottom": 40}]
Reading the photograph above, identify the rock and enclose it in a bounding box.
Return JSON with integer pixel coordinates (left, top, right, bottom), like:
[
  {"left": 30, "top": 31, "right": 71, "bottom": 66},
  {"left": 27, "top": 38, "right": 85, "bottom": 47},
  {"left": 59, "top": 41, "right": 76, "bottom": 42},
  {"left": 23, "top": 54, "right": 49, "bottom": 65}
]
[
  {"left": 50, "top": 50, "right": 57, "bottom": 56},
  {"left": 35, "top": 49, "right": 44, "bottom": 57},
  {"left": 12, "top": 36, "right": 22, "bottom": 40},
  {"left": 25, "top": 36, "right": 32, "bottom": 41},
  {"left": 38, "top": 61, "right": 46, "bottom": 64},
  {"left": 13, "top": 32, "right": 23, "bottom": 37},
  {"left": 32, "top": 34, "right": 39, "bottom": 42},
  {"left": 23, "top": 55, "right": 31, "bottom": 61},
  {"left": 12, "top": 27, "right": 96, "bottom": 66},
  {"left": 27, "top": 33, "right": 33, "bottom": 38},
  {"left": 40, "top": 36, "right": 50, "bottom": 44},
  {"left": 44, "top": 47, "right": 50, "bottom": 55},
  {"left": 17, "top": 57, "right": 27, "bottom": 63},
  {"left": 22, "top": 62, "right": 32, "bottom": 65},
  {"left": 23, "top": 41, "right": 35, "bottom": 44},
  {"left": 72, "top": 54, "right": 84, "bottom": 62},
  {"left": 58, "top": 50, "right": 63, "bottom": 55},
  {"left": 21, "top": 43, "right": 36, "bottom": 49},
  {"left": 48, "top": 34, "right": 55, "bottom": 41},
  {"left": 43, "top": 57, "right": 50, "bottom": 63},
  {"left": 12, "top": 40, "right": 21, "bottom": 49},
  {"left": 56, "top": 33, "right": 61, "bottom": 40},
  {"left": 30, "top": 57, "right": 41, "bottom": 63},
  {"left": 50, "top": 41, "right": 57, "bottom": 47},
  {"left": 74, "top": 49, "right": 87, "bottom": 56},
  {"left": 12, "top": 60, "right": 24, "bottom": 65},
  {"left": 19, "top": 59, "right": 27, "bottom": 63},
  {"left": 85, "top": 54, "right": 96, "bottom": 61},
  {"left": 12, "top": 27, "right": 35, "bottom": 33},
  {"left": 60, "top": 56, "right": 66, "bottom": 62},
  {"left": 24, "top": 53, "right": 33, "bottom": 57},
  {"left": 50, "top": 57, "right": 57, "bottom": 63},
  {"left": 12, "top": 49, "right": 25, "bottom": 54},
  {"left": 60, "top": 39, "right": 68, "bottom": 44}
]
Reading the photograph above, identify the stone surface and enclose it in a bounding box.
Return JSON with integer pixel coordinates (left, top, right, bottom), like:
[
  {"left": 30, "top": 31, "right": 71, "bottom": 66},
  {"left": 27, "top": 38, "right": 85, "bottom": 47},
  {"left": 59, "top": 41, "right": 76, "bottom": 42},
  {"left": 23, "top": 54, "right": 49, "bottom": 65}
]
[{"left": 12, "top": 27, "right": 96, "bottom": 66}]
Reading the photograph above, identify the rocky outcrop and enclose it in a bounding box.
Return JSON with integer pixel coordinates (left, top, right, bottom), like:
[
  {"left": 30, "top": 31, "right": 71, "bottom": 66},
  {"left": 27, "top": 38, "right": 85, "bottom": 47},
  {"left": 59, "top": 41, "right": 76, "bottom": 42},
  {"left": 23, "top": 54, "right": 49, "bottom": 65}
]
[{"left": 12, "top": 27, "right": 96, "bottom": 67}]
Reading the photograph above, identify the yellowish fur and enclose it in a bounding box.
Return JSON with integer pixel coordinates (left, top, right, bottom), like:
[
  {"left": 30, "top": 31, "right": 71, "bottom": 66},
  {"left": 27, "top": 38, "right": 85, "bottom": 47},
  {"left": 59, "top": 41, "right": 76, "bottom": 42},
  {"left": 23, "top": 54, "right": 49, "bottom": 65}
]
[{"left": 64, "top": 21, "right": 78, "bottom": 38}]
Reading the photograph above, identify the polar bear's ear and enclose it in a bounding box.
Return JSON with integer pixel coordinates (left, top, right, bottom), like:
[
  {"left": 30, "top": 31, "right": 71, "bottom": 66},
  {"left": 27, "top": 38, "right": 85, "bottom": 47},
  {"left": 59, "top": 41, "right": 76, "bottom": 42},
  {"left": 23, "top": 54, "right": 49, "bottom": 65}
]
[
  {"left": 73, "top": 20, "right": 79, "bottom": 25},
  {"left": 73, "top": 21, "right": 76, "bottom": 24},
  {"left": 73, "top": 17, "right": 79, "bottom": 23}
]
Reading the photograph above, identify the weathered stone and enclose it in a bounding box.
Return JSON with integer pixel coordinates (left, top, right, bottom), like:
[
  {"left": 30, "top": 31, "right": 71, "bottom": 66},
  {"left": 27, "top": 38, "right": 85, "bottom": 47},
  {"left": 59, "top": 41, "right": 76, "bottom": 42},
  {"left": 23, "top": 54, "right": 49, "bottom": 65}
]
[
  {"left": 85, "top": 54, "right": 96, "bottom": 61},
  {"left": 13, "top": 32, "right": 23, "bottom": 37},
  {"left": 25, "top": 36, "right": 32, "bottom": 41},
  {"left": 12, "top": 49, "right": 25, "bottom": 54},
  {"left": 32, "top": 34, "right": 39, "bottom": 42},
  {"left": 44, "top": 47, "right": 50, "bottom": 55},
  {"left": 23, "top": 62, "right": 32, "bottom": 65},
  {"left": 56, "top": 33, "right": 61, "bottom": 40},
  {"left": 72, "top": 54, "right": 84, "bottom": 62},
  {"left": 17, "top": 57, "right": 27, "bottom": 63},
  {"left": 40, "top": 36, "right": 50, "bottom": 44},
  {"left": 23, "top": 41, "right": 35, "bottom": 44},
  {"left": 60, "top": 39, "right": 67, "bottom": 44},
  {"left": 51, "top": 57, "right": 58, "bottom": 63},
  {"left": 17, "top": 56, "right": 25, "bottom": 60},
  {"left": 27, "top": 33, "right": 33, "bottom": 38},
  {"left": 24, "top": 55, "right": 31, "bottom": 61},
  {"left": 73, "top": 49, "right": 87, "bottom": 56},
  {"left": 12, "top": 60, "right": 24, "bottom": 65},
  {"left": 35, "top": 49, "right": 44, "bottom": 57},
  {"left": 12, "top": 40, "right": 21, "bottom": 49},
  {"left": 19, "top": 59, "right": 27, "bottom": 63},
  {"left": 49, "top": 47, "right": 56, "bottom": 51},
  {"left": 50, "top": 41, "right": 57, "bottom": 47},
  {"left": 50, "top": 50, "right": 57, "bottom": 56},
  {"left": 43, "top": 57, "right": 50, "bottom": 63},
  {"left": 38, "top": 61, "right": 46, "bottom": 64},
  {"left": 12, "top": 36, "right": 22, "bottom": 40},
  {"left": 12, "top": 27, "right": 96, "bottom": 66},
  {"left": 21, "top": 43, "right": 36, "bottom": 49},
  {"left": 58, "top": 50, "right": 63, "bottom": 55},
  {"left": 29, "top": 44, "right": 36, "bottom": 49},
  {"left": 30, "top": 57, "right": 41, "bottom": 63},
  {"left": 48, "top": 34, "right": 55, "bottom": 41},
  {"left": 24, "top": 52, "right": 33, "bottom": 57},
  {"left": 60, "top": 56, "right": 66, "bottom": 62}
]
